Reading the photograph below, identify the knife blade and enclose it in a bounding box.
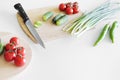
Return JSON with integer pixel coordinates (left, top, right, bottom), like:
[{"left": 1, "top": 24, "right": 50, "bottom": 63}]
[{"left": 14, "top": 3, "right": 45, "bottom": 48}]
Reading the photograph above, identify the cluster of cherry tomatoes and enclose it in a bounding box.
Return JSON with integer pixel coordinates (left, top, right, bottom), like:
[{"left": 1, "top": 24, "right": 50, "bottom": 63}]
[
  {"left": 59, "top": 2, "right": 80, "bottom": 15},
  {"left": 4, "top": 37, "right": 26, "bottom": 67}
]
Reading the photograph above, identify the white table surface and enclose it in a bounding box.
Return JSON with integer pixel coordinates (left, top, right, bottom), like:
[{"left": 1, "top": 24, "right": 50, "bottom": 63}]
[{"left": 1, "top": 0, "right": 120, "bottom": 80}]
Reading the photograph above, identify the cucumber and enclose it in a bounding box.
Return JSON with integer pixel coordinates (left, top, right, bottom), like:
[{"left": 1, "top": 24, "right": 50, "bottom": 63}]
[
  {"left": 34, "top": 21, "right": 42, "bottom": 28},
  {"left": 56, "top": 15, "right": 68, "bottom": 26},
  {"left": 42, "top": 11, "right": 54, "bottom": 21},
  {"left": 0, "top": 43, "right": 4, "bottom": 55},
  {"left": 52, "top": 14, "right": 64, "bottom": 24}
]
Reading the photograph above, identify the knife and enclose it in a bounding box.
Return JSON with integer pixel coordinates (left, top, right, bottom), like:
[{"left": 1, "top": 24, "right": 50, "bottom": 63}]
[{"left": 14, "top": 3, "right": 45, "bottom": 48}]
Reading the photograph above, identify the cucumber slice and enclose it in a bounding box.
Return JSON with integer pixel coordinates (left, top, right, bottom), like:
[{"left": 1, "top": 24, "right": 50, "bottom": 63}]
[
  {"left": 42, "top": 11, "right": 54, "bottom": 21},
  {"left": 34, "top": 21, "right": 42, "bottom": 28},
  {"left": 52, "top": 14, "right": 64, "bottom": 24},
  {"left": 56, "top": 15, "right": 68, "bottom": 26}
]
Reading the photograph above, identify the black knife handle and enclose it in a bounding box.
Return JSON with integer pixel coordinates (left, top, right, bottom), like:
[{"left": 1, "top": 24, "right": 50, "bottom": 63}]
[{"left": 14, "top": 3, "right": 29, "bottom": 22}]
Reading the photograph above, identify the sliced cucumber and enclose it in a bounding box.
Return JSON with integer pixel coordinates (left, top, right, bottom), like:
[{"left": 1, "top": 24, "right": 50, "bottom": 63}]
[
  {"left": 56, "top": 15, "right": 68, "bottom": 26},
  {"left": 52, "top": 14, "right": 64, "bottom": 24},
  {"left": 34, "top": 21, "right": 42, "bottom": 28},
  {"left": 42, "top": 11, "right": 54, "bottom": 21}
]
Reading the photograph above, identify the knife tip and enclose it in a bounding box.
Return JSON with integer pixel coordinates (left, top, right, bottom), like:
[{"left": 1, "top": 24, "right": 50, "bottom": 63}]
[
  {"left": 42, "top": 45, "right": 46, "bottom": 49},
  {"left": 40, "top": 43, "right": 46, "bottom": 49}
]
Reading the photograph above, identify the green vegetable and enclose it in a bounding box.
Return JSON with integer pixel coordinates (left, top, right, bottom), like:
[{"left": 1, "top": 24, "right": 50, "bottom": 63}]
[
  {"left": 56, "top": 15, "right": 68, "bottom": 26},
  {"left": 63, "top": 1, "right": 120, "bottom": 37},
  {"left": 0, "top": 42, "right": 4, "bottom": 55},
  {"left": 52, "top": 14, "right": 64, "bottom": 24},
  {"left": 109, "top": 21, "right": 118, "bottom": 43},
  {"left": 34, "top": 21, "right": 42, "bottom": 28},
  {"left": 94, "top": 24, "right": 110, "bottom": 46},
  {"left": 42, "top": 11, "right": 54, "bottom": 21}
]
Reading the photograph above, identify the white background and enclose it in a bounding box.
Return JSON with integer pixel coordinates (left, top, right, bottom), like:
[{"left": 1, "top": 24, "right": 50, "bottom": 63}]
[{"left": 1, "top": 0, "right": 120, "bottom": 80}]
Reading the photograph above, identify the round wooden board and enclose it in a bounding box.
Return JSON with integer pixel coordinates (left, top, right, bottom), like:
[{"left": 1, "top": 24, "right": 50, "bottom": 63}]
[{"left": 0, "top": 32, "right": 32, "bottom": 79}]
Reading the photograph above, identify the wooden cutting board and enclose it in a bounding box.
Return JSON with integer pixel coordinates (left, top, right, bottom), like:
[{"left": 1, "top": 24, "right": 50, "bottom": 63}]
[{"left": 16, "top": 6, "right": 82, "bottom": 43}]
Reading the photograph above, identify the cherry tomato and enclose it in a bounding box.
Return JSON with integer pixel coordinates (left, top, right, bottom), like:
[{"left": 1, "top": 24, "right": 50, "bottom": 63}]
[
  {"left": 14, "top": 55, "right": 26, "bottom": 67},
  {"left": 66, "top": 2, "right": 72, "bottom": 8},
  {"left": 73, "top": 2, "right": 78, "bottom": 7},
  {"left": 58, "top": 2, "right": 79, "bottom": 15},
  {"left": 73, "top": 7, "right": 79, "bottom": 14},
  {"left": 59, "top": 3, "right": 66, "bottom": 11},
  {"left": 65, "top": 7, "right": 73, "bottom": 15},
  {"left": 5, "top": 43, "right": 16, "bottom": 51},
  {"left": 4, "top": 50, "right": 16, "bottom": 62},
  {"left": 10, "top": 37, "right": 19, "bottom": 46},
  {"left": 16, "top": 47, "right": 25, "bottom": 57}
]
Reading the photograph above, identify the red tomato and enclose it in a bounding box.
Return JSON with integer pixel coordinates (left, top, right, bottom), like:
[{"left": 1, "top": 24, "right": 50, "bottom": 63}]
[
  {"left": 73, "top": 2, "right": 78, "bottom": 7},
  {"left": 59, "top": 3, "right": 66, "bottom": 11},
  {"left": 16, "top": 47, "right": 25, "bottom": 57},
  {"left": 73, "top": 7, "right": 79, "bottom": 14},
  {"left": 5, "top": 43, "right": 16, "bottom": 51},
  {"left": 4, "top": 50, "right": 16, "bottom": 62},
  {"left": 65, "top": 7, "right": 73, "bottom": 15},
  {"left": 14, "top": 55, "right": 26, "bottom": 67},
  {"left": 10, "top": 37, "right": 19, "bottom": 46},
  {"left": 66, "top": 2, "right": 72, "bottom": 8}
]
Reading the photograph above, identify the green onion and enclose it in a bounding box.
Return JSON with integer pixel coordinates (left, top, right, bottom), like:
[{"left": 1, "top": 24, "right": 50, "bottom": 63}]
[{"left": 63, "top": 1, "right": 120, "bottom": 37}]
